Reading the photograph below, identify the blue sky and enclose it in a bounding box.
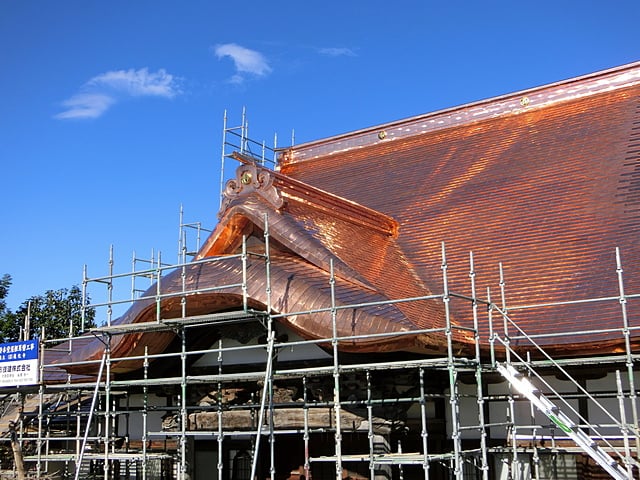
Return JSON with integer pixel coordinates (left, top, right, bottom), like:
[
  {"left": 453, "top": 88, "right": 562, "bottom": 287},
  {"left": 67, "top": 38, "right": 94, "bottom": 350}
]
[{"left": 1, "top": 1, "right": 639, "bottom": 316}]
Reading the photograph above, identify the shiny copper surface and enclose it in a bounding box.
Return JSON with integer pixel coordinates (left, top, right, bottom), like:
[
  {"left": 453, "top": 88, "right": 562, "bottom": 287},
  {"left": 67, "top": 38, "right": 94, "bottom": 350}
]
[
  {"left": 54, "top": 196, "right": 460, "bottom": 375},
  {"left": 50, "top": 62, "right": 640, "bottom": 377},
  {"left": 279, "top": 68, "right": 640, "bottom": 356}
]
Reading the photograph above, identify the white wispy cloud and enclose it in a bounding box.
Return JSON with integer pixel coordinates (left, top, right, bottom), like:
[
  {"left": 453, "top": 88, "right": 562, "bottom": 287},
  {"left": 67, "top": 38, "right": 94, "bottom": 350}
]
[
  {"left": 318, "top": 47, "right": 357, "bottom": 57},
  {"left": 55, "top": 68, "right": 182, "bottom": 120},
  {"left": 87, "top": 68, "right": 180, "bottom": 98},
  {"left": 55, "top": 93, "right": 115, "bottom": 120},
  {"left": 213, "top": 43, "right": 271, "bottom": 83}
]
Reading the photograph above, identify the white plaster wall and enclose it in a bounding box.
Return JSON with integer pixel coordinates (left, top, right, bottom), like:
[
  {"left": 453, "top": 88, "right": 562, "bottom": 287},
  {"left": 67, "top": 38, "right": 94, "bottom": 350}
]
[
  {"left": 117, "top": 392, "right": 168, "bottom": 441},
  {"left": 192, "top": 325, "right": 330, "bottom": 368}
]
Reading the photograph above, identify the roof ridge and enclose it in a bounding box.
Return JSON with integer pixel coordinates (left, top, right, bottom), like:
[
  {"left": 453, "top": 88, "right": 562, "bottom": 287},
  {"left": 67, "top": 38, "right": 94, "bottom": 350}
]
[{"left": 279, "top": 60, "right": 640, "bottom": 165}]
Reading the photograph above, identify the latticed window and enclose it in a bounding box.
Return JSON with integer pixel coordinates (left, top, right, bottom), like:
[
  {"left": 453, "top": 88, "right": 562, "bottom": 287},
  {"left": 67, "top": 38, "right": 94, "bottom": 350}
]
[{"left": 232, "top": 450, "right": 252, "bottom": 480}]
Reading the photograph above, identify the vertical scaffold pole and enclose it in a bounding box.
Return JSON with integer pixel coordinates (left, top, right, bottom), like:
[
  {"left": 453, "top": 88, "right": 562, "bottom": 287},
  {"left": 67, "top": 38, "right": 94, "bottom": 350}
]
[
  {"left": 303, "top": 376, "right": 311, "bottom": 480},
  {"left": 142, "top": 347, "right": 149, "bottom": 480},
  {"left": 37, "top": 328, "right": 45, "bottom": 479},
  {"left": 615, "top": 370, "right": 634, "bottom": 480},
  {"left": 265, "top": 214, "right": 276, "bottom": 480},
  {"left": 180, "top": 243, "right": 187, "bottom": 320},
  {"left": 241, "top": 107, "right": 248, "bottom": 153},
  {"left": 81, "top": 265, "right": 88, "bottom": 333},
  {"left": 441, "top": 243, "right": 462, "bottom": 480},
  {"left": 264, "top": 215, "right": 272, "bottom": 313},
  {"left": 487, "top": 287, "right": 495, "bottom": 368},
  {"left": 103, "top": 336, "right": 112, "bottom": 480},
  {"left": 527, "top": 351, "right": 540, "bottom": 480},
  {"left": 615, "top": 248, "right": 640, "bottom": 459},
  {"left": 75, "top": 390, "right": 81, "bottom": 475},
  {"left": 418, "top": 368, "right": 430, "bottom": 480},
  {"left": 180, "top": 327, "right": 187, "bottom": 480},
  {"left": 469, "top": 252, "right": 488, "bottom": 480},
  {"left": 178, "top": 205, "right": 185, "bottom": 264},
  {"left": 220, "top": 110, "right": 228, "bottom": 209},
  {"left": 131, "top": 251, "right": 137, "bottom": 301},
  {"left": 330, "top": 259, "right": 343, "bottom": 480},
  {"left": 242, "top": 236, "right": 248, "bottom": 312},
  {"left": 498, "top": 263, "right": 511, "bottom": 365},
  {"left": 107, "top": 245, "right": 114, "bottom": 327},
  {"left": 155, "top": 252, "right": 162, "bottom": 323},
  {"left": 217, "top": 339, "right": 224, "bottom": 480},
  {"left": 63, "top": 389, "right": 71, "bottom": 477},
  {"left": 367, "top": 370, "right": 376, "bottom": 480},
  {"left": 499, "top": 264, "right": 518, "bottom": 478},
  {"left": 269, "top": 350, "right": 276, "bottom": 480},
  {"left": 250, "top": 214, "right": 276, "bottom": 480},
  {"left": 197, "top": 223, "right": 204, "bottom": 254},
  {"left": 273, "top": 132, "right": 278, "bottom": 165}
]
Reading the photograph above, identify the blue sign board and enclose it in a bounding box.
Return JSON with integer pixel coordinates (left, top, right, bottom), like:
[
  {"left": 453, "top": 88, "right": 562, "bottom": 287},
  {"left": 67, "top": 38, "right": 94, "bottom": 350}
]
[{"left": 0, "top": 340, "right": 39, "bottom": 387}]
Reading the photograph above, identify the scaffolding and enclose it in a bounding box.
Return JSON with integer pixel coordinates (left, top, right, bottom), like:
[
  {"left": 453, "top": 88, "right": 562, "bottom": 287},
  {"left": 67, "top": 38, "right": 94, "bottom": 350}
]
[
  {"left": 1, "top": 212, "right": 638, "bottom": 479},
  {"left": 2, "top": 123, "right": 640, "bottom": 480}
]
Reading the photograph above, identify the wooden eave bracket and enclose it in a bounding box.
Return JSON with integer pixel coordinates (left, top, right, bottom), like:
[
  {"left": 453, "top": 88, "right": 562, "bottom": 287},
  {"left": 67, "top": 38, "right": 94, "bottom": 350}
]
[{"left": 228, "top": 152, "right": 399, "bottom": 237}]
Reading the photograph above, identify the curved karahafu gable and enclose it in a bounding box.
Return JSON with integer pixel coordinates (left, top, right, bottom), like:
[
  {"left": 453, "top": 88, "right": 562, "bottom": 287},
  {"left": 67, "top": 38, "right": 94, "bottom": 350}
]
[
  {"left": 52, "top": 164, "right": 468, "bottom": 376},
  {"left": 210, "top": 161, "right": 468, "bottom": 345}
]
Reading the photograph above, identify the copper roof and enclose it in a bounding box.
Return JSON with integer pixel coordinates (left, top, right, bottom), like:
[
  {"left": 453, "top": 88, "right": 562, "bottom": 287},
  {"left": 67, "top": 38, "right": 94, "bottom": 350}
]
[
  {"left": 277, "top": 61, "right": 640, "bottom": 355},
  {"left": 49, "top": 61, "right": 640, "bottom": 376}
]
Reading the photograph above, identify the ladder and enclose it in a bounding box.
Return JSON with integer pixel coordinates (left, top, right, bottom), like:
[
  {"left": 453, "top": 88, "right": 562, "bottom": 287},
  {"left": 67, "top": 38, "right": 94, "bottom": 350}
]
[{"left": 497, "top": 363, "right": 633, "bottom": 480}]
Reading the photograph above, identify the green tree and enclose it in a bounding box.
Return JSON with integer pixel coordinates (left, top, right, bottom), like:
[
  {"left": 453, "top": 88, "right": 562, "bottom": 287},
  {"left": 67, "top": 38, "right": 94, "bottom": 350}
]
[
  {"left": 0, "top": 275, "right": 20, "bottom": 342},
  {"left": 0, "top": 276, "right": 96, "bottom": 343},
  {"left": 0, "top": 274, "right": 10, "bottom": 315}
]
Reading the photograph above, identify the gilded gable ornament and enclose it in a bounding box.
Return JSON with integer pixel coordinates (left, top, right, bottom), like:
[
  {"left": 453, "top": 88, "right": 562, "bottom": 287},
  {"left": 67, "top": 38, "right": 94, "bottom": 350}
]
[{"left": 219, "top": 164, "right": 284, "bottom": 217}]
